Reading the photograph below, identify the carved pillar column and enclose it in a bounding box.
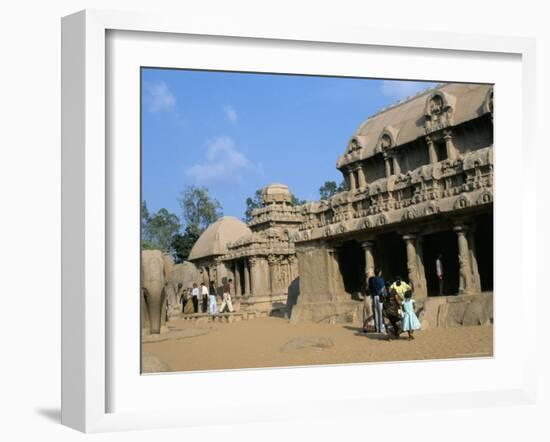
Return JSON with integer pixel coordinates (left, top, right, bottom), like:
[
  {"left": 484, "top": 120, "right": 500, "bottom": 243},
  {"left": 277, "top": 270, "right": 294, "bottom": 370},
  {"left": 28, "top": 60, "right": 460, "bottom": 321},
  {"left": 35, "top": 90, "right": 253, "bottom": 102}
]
[
  {"left": 426, "top": 136, "right": 438, "bottom": 164},
  {"left": 393, "top": 154, "right": 401, "bottom": 175},
  {"left": 357, "top": 164, "right": 367, "bottom": 189},
  {"left": 443, "top": 130, "right": 457, "bottom": 161},
  {"left": 467, "top": 229, "right": 482, "bottom": 292},
  {"left": 348, "top": 168, "right": 357, "bottom": 191},
  {"left": 361, "top": 241, "right": 376, "bottom": 279},
  {"left": 288, "top": 255, "right": 297, "bottom": 282},
  {"left": 249, "top": 257, "right": 257, "bottom": 296},
  {"left": 268, "top": 254, "right": 277, "bottom": 294},
  {"left": 454, "top": 224, "right": 474, "bottom": 294},
  {"left": 384, "top": 153, "right": 392, "bottom": 177},
  {"left": 403, "top": 234, "right": 422, "bottom": 294},
  {"left": 244, "top": 259, "right": 250, "bottom": 295},
  {"left": 234, "top": 261, "right": 241, "bottom": 297},
  {"left": 414, "top": 236, "right": 428, "bottom": 298},
  {"left": 326, "top": 247, "right": 341, "bottom": 301}
]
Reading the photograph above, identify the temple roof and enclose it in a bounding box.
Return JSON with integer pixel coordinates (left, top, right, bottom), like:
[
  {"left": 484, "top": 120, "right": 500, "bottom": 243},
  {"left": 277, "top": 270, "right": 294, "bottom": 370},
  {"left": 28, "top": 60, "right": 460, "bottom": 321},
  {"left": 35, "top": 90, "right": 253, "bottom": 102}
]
[
  {"left": 336, "top": 83, "right": 493, "bottom": 169},
  {"left": 188, "top": 216, "right": 252, "bottom": 261}
]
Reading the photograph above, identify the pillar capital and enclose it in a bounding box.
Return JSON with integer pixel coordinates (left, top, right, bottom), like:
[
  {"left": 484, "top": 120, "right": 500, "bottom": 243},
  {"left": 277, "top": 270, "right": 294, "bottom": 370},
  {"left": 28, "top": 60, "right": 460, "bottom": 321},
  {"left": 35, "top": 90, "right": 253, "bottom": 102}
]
[
  {"left": 360, "top": 240, "right": 375, "bottom": 250},
  {"left": 402, "top": 233, "right": 417, "bottom": 241}
]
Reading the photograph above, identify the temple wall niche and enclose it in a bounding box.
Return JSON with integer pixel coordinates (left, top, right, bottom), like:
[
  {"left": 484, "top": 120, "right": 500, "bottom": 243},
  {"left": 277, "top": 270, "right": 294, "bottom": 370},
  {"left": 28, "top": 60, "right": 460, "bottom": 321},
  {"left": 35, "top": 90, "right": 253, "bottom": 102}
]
[
  {"left": 397, "top": 139, "right": 430, "bottom": 174},
  {"left": 364, "top": 156, "right": 386, "bottom": 182},
  {"left": 452, "top": 117, "right": 493, "bottom": 155}
]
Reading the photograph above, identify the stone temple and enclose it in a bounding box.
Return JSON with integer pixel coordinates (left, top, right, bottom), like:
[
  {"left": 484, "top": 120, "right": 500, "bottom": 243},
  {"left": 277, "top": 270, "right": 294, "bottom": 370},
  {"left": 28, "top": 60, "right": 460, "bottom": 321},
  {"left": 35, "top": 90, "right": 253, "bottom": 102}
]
[{"left": 181, "top": 82, "right": 494, "bottom": 328}]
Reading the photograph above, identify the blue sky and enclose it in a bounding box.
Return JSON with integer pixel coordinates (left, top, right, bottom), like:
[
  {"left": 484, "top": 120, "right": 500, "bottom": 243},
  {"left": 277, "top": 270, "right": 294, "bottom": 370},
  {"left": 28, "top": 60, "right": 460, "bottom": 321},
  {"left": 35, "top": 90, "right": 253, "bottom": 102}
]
[{"left": 141, "top": 68, "right": 437, "bottom": 225}]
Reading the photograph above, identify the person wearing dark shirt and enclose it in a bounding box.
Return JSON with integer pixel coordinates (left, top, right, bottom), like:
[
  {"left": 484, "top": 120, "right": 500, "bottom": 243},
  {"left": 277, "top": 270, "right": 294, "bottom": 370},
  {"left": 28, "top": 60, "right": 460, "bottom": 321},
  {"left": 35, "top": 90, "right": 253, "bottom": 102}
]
[
  {"left": 219, "top": 278, "right": 234, "bottom": 313},
  {"left": 365, "top": 268, "right": 387, "bottom": 334}
]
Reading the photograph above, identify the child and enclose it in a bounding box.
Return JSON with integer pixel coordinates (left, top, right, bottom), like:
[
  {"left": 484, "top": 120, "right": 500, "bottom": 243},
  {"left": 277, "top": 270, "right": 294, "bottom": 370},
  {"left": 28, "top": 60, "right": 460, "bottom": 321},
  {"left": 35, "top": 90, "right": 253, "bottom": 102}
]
[{"left": 401, "top": 290, "right": 421, "bottom": 340}]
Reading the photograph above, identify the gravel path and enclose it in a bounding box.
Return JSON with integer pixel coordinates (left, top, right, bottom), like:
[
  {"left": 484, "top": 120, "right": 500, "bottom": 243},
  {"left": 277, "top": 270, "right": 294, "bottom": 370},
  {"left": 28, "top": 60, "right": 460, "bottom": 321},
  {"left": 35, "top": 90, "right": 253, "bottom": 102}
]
[{"left": 142, "top": 316, "right": 493, "bottom": 372}]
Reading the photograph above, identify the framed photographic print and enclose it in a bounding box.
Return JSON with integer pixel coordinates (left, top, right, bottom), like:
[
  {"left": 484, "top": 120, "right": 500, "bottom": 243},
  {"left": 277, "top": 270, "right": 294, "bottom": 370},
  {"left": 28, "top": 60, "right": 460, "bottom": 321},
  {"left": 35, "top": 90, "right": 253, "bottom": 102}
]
[{"left": 61, "top": 9, "right": 537, "bottom": 433}]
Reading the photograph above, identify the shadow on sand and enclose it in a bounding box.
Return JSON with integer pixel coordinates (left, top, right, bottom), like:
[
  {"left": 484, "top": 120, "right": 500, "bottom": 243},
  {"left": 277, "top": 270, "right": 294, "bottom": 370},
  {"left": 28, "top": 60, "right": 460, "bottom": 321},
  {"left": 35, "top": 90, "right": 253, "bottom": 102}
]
[{"left": 343, "top": 325, "right": 393, "bottom": 341}]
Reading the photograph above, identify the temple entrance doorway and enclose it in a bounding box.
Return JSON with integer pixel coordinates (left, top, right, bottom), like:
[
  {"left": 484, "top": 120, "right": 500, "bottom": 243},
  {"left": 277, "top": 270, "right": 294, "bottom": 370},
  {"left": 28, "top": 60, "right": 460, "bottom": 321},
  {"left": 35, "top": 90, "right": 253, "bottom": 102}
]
[
  {"left": 422, "top": 230, "right": 459, "bottom": 296},
  {"left": 237, "top": 260, "right": 246, "bottom": 296},
  {"left": 474, "top": 212, "right": 493, "bottom": 291},
  {"left": 374, "top": 233, "right": 407, "bottom": 284},
  {"left": 338, "top": 240, "right": 365, "bottom": 297}
]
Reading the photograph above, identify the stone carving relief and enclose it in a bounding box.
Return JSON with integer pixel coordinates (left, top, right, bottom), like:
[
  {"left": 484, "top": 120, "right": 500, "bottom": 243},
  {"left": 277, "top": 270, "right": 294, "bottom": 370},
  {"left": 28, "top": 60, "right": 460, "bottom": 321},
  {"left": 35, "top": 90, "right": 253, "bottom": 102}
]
[
  {"left": 424, "top": 92, "right": 455, "bottom": 134},
  {"left": 453, "top": 194, "right": 471, "bottom": 210},
  {"left": 476, "top": 190, "right": 492, "bottom": 205}
]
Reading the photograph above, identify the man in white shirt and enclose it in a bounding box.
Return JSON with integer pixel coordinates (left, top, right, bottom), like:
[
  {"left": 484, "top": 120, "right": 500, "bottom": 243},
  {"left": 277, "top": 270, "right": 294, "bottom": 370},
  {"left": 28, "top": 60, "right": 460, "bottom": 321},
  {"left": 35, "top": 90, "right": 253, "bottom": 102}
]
[
  {"left": 191, "top": 283, "right": 200, "bottom": 313},
  {"left": 436, "top": 253, "right": 444, "bottom": 295},
  {"left": 200, "top": 282, "right": 209, "bottom": 313}
]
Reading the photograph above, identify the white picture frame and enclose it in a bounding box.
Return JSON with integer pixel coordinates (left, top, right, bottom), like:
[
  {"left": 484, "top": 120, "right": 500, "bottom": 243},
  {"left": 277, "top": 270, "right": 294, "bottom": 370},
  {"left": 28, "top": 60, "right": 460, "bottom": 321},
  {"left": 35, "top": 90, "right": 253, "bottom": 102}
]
[{"left": 61, "top": 9, "right": 537, "bottom": 433}]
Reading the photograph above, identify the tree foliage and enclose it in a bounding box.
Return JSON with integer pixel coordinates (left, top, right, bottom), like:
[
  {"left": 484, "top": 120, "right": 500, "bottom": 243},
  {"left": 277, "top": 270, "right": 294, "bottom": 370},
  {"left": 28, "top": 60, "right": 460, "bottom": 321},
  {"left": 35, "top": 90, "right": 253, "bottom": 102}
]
[
  {"left": 171, "top": 224, "right": 201, "bottom": 263},
  {"left": 177, "top": 185, "right": 223, "bottom": 231},
  {"left": 319, "top": 180, "right": 347, "bottom": 200},
  {"left": 243, "top": 189, "right": 263, "bottom": 222},
  {"left": 141, "top": 203, "right": 181, "bottom": 252}
]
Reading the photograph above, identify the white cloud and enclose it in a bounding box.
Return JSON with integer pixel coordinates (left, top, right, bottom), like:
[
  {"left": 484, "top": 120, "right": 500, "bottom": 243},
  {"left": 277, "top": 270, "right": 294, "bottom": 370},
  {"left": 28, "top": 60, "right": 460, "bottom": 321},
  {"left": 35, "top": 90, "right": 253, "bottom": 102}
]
[
  {"left": 381, "top": 80, "right": 436, "bottom": 101},
  {"left": 144, "top": 81, "right": 176, "bottom": 113},
  {"left": 223, "top": 105, "right": 238, "bottom": 123},
  {"left": 185, "top": 136, "right": 263, "bottom": 185}
]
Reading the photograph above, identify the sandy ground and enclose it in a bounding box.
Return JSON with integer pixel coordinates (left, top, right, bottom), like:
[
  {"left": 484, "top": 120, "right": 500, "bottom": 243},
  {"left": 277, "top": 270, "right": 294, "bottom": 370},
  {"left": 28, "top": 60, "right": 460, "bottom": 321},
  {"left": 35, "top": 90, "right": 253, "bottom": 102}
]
[{"left": 142, "top": 316, "right": 493, "bottom": 372}]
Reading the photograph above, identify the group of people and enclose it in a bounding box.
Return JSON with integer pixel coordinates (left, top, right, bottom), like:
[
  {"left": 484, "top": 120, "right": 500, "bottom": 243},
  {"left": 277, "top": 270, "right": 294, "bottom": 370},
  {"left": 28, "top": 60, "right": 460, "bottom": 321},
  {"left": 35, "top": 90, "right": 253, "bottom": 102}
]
[
  {"left": 179, "top": 279, "right": 235, "bottom": 315},
  {"left": 363, "top": 268, "right": 421, "bottom": 341}
]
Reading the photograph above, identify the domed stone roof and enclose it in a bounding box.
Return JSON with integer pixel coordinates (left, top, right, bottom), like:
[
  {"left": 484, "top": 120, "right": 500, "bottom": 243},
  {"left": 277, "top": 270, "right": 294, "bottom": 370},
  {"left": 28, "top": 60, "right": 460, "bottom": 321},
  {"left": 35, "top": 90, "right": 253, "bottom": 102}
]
[
  {"left": 261, "top": 183, "right": 292, "bottom": 204},
  {"left": 188, "top": 216, "right": 252, "bottom": 261}
]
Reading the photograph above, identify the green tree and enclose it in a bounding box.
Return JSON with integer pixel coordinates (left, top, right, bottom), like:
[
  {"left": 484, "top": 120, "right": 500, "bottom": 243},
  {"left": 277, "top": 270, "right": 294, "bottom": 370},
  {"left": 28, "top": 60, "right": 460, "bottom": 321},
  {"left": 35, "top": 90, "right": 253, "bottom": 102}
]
[
  {"left": 141, "top": 205, "right": 181, "bottom": 252},
  {"left": 171, "top": 224, "right": 201, "bottom": 263},
  {"left": 319, "top": 180, "right": 347, "bottom": 200},
  {"left": 290, "top": 194, "right": 307, "bottom": 206},
  {"left": 243, "top": 189, "right": 263, "bottom": 222},
  {"left": 178, "top": 185, "right": 223, "bottom": 231}
]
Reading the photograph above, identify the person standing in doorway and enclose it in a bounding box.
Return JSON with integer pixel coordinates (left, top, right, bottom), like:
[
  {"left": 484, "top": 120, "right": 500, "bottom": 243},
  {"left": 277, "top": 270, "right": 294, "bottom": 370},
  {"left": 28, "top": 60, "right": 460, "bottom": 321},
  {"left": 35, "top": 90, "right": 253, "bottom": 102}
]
[
  {"left": 436, "top": 253, "right": 444, "bottom": 295},
  {"left": 220, "top": 278, "right": 234, "bottom": 313},
  {"left": 191, "top": 283, "right": 200, "bottom": 313},
  {"left": 365, "top": 268, "right": 387, "bottom": 334}
]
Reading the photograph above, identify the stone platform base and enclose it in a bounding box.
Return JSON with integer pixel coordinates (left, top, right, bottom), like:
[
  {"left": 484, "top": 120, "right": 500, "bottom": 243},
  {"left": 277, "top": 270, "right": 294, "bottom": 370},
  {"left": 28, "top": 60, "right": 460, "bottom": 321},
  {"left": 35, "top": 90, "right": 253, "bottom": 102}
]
[
  {"left": 290, "top": 300, "right": 364, "bottom": 324},
  {"left": 239, "top": 293, "right": 288, "bottom": 315},
  {"left": 175, "top": 310, "right": 271, "bottom": 324},
  {"left": 418, "top": 292, "right": 493, "bottom": 329}
]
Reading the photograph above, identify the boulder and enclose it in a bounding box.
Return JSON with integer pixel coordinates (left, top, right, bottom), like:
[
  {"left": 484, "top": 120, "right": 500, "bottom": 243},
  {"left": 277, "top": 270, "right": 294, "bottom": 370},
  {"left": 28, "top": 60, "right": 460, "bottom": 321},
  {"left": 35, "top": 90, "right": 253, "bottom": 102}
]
[{"left": 462, "top": 297, "right": 490, "bottom": 326}]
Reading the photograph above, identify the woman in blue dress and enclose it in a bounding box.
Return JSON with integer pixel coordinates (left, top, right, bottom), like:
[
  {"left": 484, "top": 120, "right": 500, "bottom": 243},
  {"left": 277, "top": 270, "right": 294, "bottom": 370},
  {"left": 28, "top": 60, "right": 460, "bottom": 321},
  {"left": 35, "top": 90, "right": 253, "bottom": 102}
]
[{"left": 401, "top": 290, "right": 421, "bottom": 340}]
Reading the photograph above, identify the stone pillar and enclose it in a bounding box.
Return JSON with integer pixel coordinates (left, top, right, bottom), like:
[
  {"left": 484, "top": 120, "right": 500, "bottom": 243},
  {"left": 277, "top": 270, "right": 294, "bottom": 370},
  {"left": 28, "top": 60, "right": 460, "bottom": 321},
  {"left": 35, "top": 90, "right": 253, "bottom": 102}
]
[
  {"left": 426, "top": 136, "right": 438, "bottom": 164},
  {"left": 357, "top": 164, "right": 367, "bottom": 189},
  {"left": 244, "top": 259, "right": 250, "bottom": 295},
  {"left": 384, "top": 153, "right": 392, "bottom": 177},
  {"left": 414, "top": 236, "right": 428, "bottom": 298},
  {"left": 268, "top": 254, "right": 277, "bottom": 294},
  {"left": 454, "top": 224, "right": 474, "bottom": 294},
  {"left": 348, "top": 168, "right": 357, "bottom": 191},
  {"left": 234, "top": 261, "right": 241, "bottom": 297},
  {"left": 403, "top": 234, "right": 422, "bottom": 295},
  {"left": 249, "top": 257, "right": 257, "bottom": 295},
  {"left": 288, "top": 255, "right": 297, "bottom": 282},
  {"left": 467, "top": 230, "right": 482, "bottom": 292},
  {"left": 361, "top": 241, "right": 376, "bottom": 279},
  {"left": 443, "top": 130, "right": 457, "bottom": 161},
  {"left": 393, "top": 154, "right": 401, "bottom": 175}
]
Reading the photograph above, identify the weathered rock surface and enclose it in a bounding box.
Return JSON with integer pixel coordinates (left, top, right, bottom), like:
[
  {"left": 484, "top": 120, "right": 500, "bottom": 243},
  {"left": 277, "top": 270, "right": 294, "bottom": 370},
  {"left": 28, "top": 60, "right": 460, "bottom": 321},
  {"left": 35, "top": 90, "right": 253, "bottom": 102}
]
[
  {"left": 142, "top": 352, "right": 171, "bottom": 373},
  {"left": 281, "top": 336, "right": 334, "bottom": 352}
]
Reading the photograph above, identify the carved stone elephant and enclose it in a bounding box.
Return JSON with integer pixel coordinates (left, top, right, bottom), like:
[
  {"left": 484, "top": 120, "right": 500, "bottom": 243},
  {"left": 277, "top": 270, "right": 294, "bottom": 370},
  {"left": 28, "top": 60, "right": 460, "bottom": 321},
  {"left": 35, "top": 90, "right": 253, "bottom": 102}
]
[{"left": 141, "top": 249, "right": 167, "bottom": 334}]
